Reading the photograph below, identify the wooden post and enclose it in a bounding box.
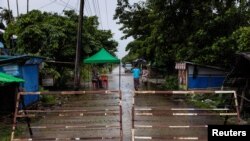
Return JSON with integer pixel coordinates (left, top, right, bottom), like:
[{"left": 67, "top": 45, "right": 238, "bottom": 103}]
[
  {"left": 10, "top": 92, "right": 20, "bottom": 141},
  {"left": 20, "top": 95, "right": 33, "bottom": 136},
  {"left": 239, "top": 79, "right": 248, "bottom": 113},
  {"left": 119, "top": 90, "right": 123, "bottom": 141}
]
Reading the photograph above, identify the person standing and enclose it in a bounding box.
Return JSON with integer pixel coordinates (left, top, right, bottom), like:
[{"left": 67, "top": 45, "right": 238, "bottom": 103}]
[
  {"left": 92, "top": 67, "right": 103, "bottom": 88},
  {"left": 131, "top": 64, "right": 141, "bottom": 90},
  {"left": 141, "top": 65, "right": 149, "bottom": 88}
]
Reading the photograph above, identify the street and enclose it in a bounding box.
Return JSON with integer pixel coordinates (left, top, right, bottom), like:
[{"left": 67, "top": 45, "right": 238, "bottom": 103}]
[{"left": 12, "top": 66, "right": 238, "bottom": 141}]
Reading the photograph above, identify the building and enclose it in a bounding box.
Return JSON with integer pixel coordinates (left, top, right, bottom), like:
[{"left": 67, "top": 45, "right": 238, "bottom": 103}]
[
  {"left": 175, "top": 62, "right": 227, "bottom": 90},
  {"left": 0, "top": 55, "right": 44, "bottom": 106}
]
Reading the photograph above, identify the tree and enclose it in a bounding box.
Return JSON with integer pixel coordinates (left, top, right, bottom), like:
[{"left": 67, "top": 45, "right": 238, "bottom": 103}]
[
  {"left": 0, "top": 8, "right": 14, "bottom": 26},
  {"left": 115, "top": 0, "right": 250, "bottom": 71},
  {"left": 4, "top": 10, "right": 118, "bottom": 87},
  {"left": 0, "top": 8, "right": 14, "bottom": 50}
]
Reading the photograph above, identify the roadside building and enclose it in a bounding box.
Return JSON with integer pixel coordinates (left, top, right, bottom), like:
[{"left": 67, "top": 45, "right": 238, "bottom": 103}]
[
  {"left": 175, "top": 62, "right": 227, "bottom": 90},
  {"left": 0, "top": 55, "right": 44, "bottom": 107}
]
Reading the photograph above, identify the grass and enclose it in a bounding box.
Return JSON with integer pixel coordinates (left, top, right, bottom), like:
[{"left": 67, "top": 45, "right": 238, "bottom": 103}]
[
  {"left": 40, "top": 95, "right": 57, "bottom": 105},
  {"left": 0, "top": 112, "right": 33, "bottom": 141},
  {"left": 0, "top": 113, "right": 12, "bottom": 141},
  {"left": 187, "top": 94, "right": 229, "bottom": 109},
  {"left": 0, "top": 123, "right": 11, "bottom": 141}
]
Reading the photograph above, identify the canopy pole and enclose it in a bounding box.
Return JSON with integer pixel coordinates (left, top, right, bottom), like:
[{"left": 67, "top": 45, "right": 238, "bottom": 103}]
[
  {"left": 89, "top": 65, "right": 91, "bottom": 89},
  {"left": 119, "top": 63, "right": 121, "bottom": 90}
]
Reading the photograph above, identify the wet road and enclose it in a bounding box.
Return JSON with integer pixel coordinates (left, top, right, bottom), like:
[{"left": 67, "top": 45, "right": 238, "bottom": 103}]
[
  {"left": 110, "top": 66, "right": 231, "bottom": 141},
  {"left": 15, "top": 66, "right": 133, "bottom": 140},
  {"left": 109, "top": 66, "right": 134, "bottom": 141},
  {"left": 14, "top": 66, "right": 237, "bottom": 141}
]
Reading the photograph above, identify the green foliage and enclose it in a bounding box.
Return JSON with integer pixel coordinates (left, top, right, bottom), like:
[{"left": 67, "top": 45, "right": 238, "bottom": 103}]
[
  {"left": 115, "top": 0, "right": 250, "bottom": 71},
  {"left": 0, "top": 122, "right": 25, "bottom": 141},
  {"left": 0, "top": 123, "right": 11, "bottom": 141},
  {"left": 3, "top": 10, "right": 118, "bottom": 88},
  {"left": 163, "top": 75, "right": 179, "bottom": 90},
  {"left": 0, "top": 8, "right": 14, "bottom": 25},
  {"left": 81, "top": 65, "right": 92, "bottom": 81},
  {"left": 232, "top": 27, "right": 250, "bottom": 52},
  {"left": 188, "top": 94, "right": 230, "bottom": 109},
  {"left": 40, "top": 95, "right": 56, "bottom": 105}
]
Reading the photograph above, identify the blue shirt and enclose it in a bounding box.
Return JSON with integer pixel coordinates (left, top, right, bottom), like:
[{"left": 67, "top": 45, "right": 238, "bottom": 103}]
[{"left": 131, "top": 68, "right": 141, "bottom": 79}]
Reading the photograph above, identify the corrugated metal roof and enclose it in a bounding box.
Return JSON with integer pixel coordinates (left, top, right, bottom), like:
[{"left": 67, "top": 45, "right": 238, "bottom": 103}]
[
  {"left": 175, "top": 61, "right": 225, "bottom": 71},
  {"left": 0, "top": 55, "right": 45, "bottom": 65},
  {"left": 175, "top": 62, "right": 186, "bottom": 70}
]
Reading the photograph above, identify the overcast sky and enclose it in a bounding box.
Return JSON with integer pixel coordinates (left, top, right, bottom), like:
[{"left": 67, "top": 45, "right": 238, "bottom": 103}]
[{"left": 0, "top": 0, "right": 141, "bottom": 59}]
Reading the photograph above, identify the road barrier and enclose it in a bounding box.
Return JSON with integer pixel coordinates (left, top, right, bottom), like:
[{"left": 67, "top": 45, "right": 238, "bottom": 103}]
[
  {"left": 132, "top": 90, "right": 240, "bottom": 141},
  {"left": 11, "top": 90, "right": 122, "bottom": 141}
]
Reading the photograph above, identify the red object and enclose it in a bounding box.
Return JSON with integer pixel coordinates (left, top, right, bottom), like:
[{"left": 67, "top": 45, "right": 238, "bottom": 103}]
[{"left": 100, "top": 75, "right": 108, "bottom": 88}]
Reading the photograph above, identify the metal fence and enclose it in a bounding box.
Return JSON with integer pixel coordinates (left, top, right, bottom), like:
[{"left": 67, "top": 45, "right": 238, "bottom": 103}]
[
  {"left": 11, "top": 90, "right": 123, "bottom": 141},
  {"left": 132, "top": 90, "right": 240, "bottom": 141}
]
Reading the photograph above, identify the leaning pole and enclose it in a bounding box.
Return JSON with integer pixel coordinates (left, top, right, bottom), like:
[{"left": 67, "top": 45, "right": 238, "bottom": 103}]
[{"left": 74, "top": 0, "right": 85, "bottom": 90}]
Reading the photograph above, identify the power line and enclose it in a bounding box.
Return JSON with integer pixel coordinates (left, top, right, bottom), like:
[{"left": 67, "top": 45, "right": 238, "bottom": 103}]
[
  {"left": 84, "top": 5, "right": 89, "bottom": 15},
  {"left": 85, "top": 0, "right": 93, "bottom": 16},
  {"left": 74, "top": 0, "right": 79, "bottom": 13},
  {"left": 60, "top": 0, "right": 73, "bottom": 15},
  {"left": 96, "top": 0, "right": 103, "bottom": 29},
  {"left": 83, "top": 0, "right": 90, "bottom": 16},
  {"left": 104, "top": 0, "right": 110, "bottom": 29},
  {"left": 92, "top": 0, "right": 103, "bottom": 29},
  {"left": 95, "top": 0, "right": 101, "bottom": 18},
  {"left": 38, "top": 0, "right": 56, "bottom": 10},
  {"left": 92, "top": 0, "right": 98, "bottom": 16},
  {"left": 62, "top": 0, "right": 71, "bottom": 11},
  {"left": 59, "top": 0, "right": 78, "bottom": 12}
]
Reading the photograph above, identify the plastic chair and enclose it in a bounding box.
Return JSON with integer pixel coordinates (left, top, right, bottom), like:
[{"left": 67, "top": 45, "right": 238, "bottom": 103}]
[{"left": 100, "top": 75, "right": 108, "bottom": 88}]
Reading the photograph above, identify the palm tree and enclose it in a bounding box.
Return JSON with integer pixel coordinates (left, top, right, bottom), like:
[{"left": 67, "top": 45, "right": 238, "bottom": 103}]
[{"left": 0, "top": 8, "right": 13, "bottom": 26}]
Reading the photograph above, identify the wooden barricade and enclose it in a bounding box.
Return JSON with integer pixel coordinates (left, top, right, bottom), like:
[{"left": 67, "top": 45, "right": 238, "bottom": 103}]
[
  {"left": 11, "top": 90, "right": 123, "bottom": 141},
  {"left": 132, "top": 90, "right": 240, "bottom": 141}
]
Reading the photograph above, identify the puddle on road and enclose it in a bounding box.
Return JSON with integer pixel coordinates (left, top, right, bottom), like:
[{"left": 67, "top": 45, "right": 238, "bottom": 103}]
[{"left": 14, "top": 66, "right": 235, "bottom": 141}]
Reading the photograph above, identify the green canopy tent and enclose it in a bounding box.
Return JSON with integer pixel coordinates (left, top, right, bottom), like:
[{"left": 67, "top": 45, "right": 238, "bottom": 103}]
[
  {"left": 84, "top": 48, "right": 120, "bottom": 64},
  {"left": 0, "top": 72, "right": 24, "bottom": 84},
  {"left": 0, "top": 72, "right": 24, "bottom": 112},
  {"left": 83, "top": 48, "right": 121, "bottom": 90}
]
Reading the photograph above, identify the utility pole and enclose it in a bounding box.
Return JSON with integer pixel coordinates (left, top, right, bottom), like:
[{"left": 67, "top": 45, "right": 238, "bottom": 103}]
[
  {"left": 7, "top": 0, "right": 11, "bottom": 21},
  {"left": 16, "top": 0, "right": 19, "bottom": 17},
  {"left": 7, "top": 0, "right": 10, "bottom": 11},
  {"left": 74, "top": 0, "right": 85, "bottom": 90},
  {"left": 27, "top": 0, "right": 29, "bottom": 13}
]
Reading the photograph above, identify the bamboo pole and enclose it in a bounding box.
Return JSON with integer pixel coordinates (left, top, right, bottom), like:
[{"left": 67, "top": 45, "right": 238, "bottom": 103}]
[{"left": 19, "top": 90, "right": 120, "bottom": 95}]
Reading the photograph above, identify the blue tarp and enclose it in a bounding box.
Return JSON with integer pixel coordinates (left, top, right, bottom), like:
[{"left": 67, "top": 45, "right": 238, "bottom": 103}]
[{"left": 188, "top": 75, "right": 225, "bottom": 89}]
